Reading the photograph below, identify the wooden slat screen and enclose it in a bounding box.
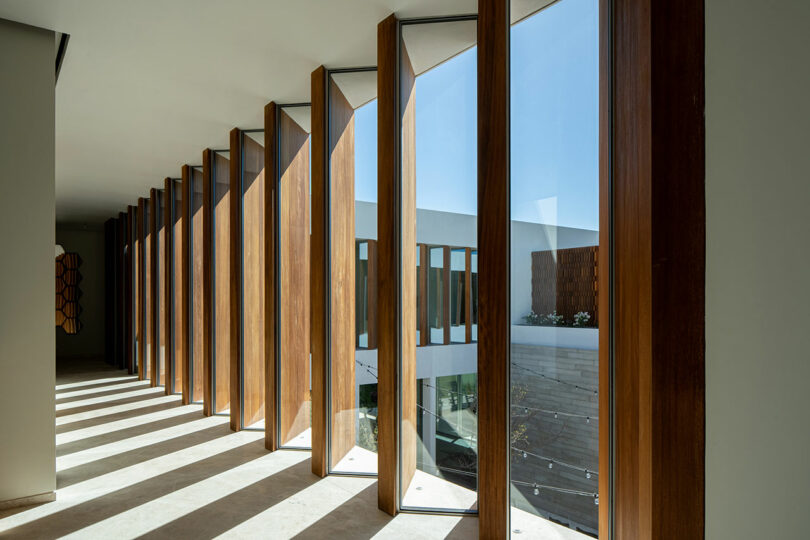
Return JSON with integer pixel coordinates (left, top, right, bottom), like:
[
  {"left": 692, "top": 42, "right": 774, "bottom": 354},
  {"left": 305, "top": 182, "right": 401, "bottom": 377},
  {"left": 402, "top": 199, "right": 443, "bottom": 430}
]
[{"left": 530, "top": 246, "right": 599, "bottom": 326}]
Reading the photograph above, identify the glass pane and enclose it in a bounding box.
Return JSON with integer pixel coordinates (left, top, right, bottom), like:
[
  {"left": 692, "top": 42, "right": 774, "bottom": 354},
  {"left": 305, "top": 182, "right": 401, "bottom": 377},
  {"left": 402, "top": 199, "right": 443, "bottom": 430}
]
[
  {"left": 144, "top": 199, "right": 152, "bottom": 379},
  {"left": 190, "top": 167, "right": 205, "bottom": 403},
  {"left": 328, "top": 69, "right": 378, "bottom": 474},
  {"left": 157, "top": 190, "right": 166, "bottom": 386},
  {"left": 172, "top": 179, "right": 184, "bottom": 394},
  {"left": 134, "top": 210, "right": 141, "bottom": 373},
  {"left": 212, "top": 150, "right": 231, "bottom": 414},
  {"left": 241, "top": 130, "right": 266, "bottom": 430},
  {"left": 278, "top": 105, "right": 312, "bottom": 449},
  {"left": 509, "top": 0, "right": 600, "bottom": 537},
  {"left": 400, "top": 17, "right": 478, "bottom": 512},
  {"left": 428, "top": 247, "right": 445, "bottom": 345}
]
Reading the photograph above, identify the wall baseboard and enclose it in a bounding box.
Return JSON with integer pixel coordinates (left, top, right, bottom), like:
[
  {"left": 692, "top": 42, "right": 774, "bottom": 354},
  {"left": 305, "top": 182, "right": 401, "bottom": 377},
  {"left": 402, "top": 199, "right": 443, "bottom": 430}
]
[{"left": 0, "top": 491, "right": 55, "bottom": 511}]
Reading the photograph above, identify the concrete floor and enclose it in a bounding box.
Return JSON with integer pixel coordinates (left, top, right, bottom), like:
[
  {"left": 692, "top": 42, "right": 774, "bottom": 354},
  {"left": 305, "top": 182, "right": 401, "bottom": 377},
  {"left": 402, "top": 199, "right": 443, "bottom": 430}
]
[{"left": 0, "top": 359, "right": 478, "bottom": 539}]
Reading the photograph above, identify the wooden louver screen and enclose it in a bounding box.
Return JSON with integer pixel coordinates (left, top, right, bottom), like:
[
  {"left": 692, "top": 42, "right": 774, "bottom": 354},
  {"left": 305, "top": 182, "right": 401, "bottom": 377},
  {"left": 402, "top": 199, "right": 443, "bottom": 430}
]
[{"left": 531, "top": 246, "right": 598, "bottom": 326}]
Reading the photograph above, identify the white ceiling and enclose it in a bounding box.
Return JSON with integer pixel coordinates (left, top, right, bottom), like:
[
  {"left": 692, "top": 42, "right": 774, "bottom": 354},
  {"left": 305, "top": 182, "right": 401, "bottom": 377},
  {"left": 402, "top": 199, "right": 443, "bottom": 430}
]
[{"left": 0, "top": 0, "right": 478, "bottom": 224}]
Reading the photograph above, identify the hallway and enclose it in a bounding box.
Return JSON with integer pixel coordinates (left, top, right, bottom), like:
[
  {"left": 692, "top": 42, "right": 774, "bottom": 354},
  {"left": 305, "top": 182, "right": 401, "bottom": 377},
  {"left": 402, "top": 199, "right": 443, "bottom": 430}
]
[{"left": 0, "top": 360, "right": 477, "bottom": 539}]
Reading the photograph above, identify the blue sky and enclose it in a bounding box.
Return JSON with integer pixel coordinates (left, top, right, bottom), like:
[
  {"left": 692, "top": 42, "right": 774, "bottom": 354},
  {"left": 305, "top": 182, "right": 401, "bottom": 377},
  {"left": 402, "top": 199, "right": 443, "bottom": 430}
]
[{"left": 353, "top": 0, "right": 598, "bottom": 231}]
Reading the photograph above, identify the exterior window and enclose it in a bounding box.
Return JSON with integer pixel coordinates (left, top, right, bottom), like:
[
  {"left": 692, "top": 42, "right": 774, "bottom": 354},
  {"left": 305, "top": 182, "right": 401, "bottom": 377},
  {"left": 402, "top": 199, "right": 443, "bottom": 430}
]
[
  {"left": 190, "top": 166, "right": 205, "bottom": 403},
  {"left": 509, "top": 0, "right": 600, "bottom": 536},
  {"left": 327, "top": 68, "right": 379, "bottom": 474},
  {"left": 240, "top": 130, "right": 266, "bottom": 430},
  {"left": 277, "top": 104, "right": 312, "bottom": 449},
  {"left": 134, "top": 210, "right": 141, "bottom": 373},
  {"left": 157, "top": 190, "right": 166, "bottom": 386},
  {"left": 211, "top": 150, "right": 231, "bottom": 414},
  {"left": 428, "top": 247, "right": 444, "bottom": 345},
  {"left": 144, "top": 199, "right": 152, "bottom": 380},
  {"left": 399, "top": 16, "right": 478, "bottom": 512},
  {"left": 172, "top": 179, "right": 184, "bottom": 394}
]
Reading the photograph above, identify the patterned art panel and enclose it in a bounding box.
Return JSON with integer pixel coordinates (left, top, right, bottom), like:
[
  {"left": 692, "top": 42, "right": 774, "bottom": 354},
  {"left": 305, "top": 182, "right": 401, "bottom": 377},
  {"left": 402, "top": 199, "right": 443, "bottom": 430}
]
[{"left": 56, "top": 252, "right": 83, "bottom": 334}]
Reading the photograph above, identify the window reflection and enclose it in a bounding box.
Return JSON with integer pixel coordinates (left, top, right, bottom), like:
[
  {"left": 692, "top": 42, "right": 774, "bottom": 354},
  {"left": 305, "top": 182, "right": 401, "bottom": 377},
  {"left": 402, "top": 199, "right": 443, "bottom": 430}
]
[
  {"left": 399, "top": 17, "right": 478, "bottom": 512},
  {"left": 509, "top": 0, "right": 600, "bottom": 536}
]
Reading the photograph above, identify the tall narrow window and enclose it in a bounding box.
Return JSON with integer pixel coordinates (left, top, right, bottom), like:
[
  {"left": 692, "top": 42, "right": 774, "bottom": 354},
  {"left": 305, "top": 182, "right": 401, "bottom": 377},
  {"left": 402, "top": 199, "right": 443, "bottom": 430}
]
[
  {"left": 172, "top": 179, "right": 184, "bottom": 395},
  {"left": 211, "top": 150, "right": 231, "bottom": 414},
  {"left": 241, "top": 130, "right": 265, "bottom": 430},
  {"left": 190, "top": 166, "right": 205, "bottom": 403},
  {"left": 157, "top": 190, "right": 166, "bottom": 386},
  {"left": 277, "top": 104, "right": 311, "bottom": 448},
  {"left": 144, "top": 198, "right": 152, "bottom": 380},
  {"left": 326, "top": 68, "right": 378, "bottom": 474},
  {"left": 134, "top": 207, "right": 141, "bottom": 374},
  {"left": 509, "top": 0, "right": 600, "bottom": 536},
  {"left": 275, "top": 104, "right": 312, "bottom": 448},
  {"left": 399, "top": 16, "right": 478, "bottom": 512}
]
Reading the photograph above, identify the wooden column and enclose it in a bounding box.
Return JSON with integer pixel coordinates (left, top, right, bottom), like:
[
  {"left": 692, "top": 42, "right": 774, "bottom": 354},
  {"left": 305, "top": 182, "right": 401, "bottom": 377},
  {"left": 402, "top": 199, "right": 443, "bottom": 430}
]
[
  {"left": 377, "top": 13, "right": 417, "bottom": 515},
  {"left": 228, "top": 128, "right": 243, "bottom": 431},
  {"left": 328, "top": 75, "right": 358, "bottom": 469},
  {"left": 478, "top": 0, "right": 510, "bottom": 536},
  {"left": 202, "top": 151, "right": 214, "bottom": 416},
  {"left": 136, "top": 197, "right": 145, "bottom": 380},
  {"left": 274, "top": 104, "right": 312, "bottom": 450},
  {"left": 310, "top": 67, "right": 328, "bottom": 476},
  {"left": 163, "top": 179, "right": 173, "bottom": 396},
  {"left": 605, "top": 0, "right": 705, "bottom": 537},
  {"left": 126, "top": 206, "right": 134, "bottom": 374},
  {"left": 180, "top": 168, "right": 191, "bottom": 404}
]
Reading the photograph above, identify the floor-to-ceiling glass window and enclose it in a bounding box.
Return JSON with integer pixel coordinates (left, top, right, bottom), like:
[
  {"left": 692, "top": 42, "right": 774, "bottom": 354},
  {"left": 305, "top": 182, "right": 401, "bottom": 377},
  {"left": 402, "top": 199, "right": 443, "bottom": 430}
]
[
  {"left": 277, "top": 104, "right": 311, "bottom": 448},
  {"left": 211, "top": 150, "right": 230, "bottom": 415},
  {"left": 327, "top": 68, "right": 379, "bottom": 474},
  {"left": 172, "top": 178, "right": 184, "bottom": 395},
  {"left": 157, "top": 189, "right": 166, "bottom": 386},
  {"left": 509, "top": 0, "right": 600, "bottom": 536},
  {"left": 190, "top": 166, "right": 205, "bottom": 403},
  {"left": 134, "top": 209, "right": 141, "bottom": 374},
  {"left": 144, "top": 198, "right": 153, "bottom": 380},
  {"left": 399, "top": 15, "right": 478, "bottom": 512},
  {"left": 241, "top": 130, "right": 265, "bottom": 430}
]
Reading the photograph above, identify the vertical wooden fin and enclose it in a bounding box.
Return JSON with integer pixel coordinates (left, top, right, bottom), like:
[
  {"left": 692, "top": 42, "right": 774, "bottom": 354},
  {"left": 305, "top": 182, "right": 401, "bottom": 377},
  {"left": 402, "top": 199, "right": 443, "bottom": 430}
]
[{"left": 478, "top": 0, "right": 510, "bottom": 536}]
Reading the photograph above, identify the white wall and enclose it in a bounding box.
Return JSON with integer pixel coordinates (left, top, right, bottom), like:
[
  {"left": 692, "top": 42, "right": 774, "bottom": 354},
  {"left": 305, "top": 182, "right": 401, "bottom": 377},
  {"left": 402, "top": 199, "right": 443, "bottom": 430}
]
[
  {"left": 0, "top": 18, "right": 56, "bottom": 504},
  {"left": 356, "top": 201, "right": 598, "bottom": 324},
  {"left": 706, "top": 1, "right": 810, "bottom": 538}
]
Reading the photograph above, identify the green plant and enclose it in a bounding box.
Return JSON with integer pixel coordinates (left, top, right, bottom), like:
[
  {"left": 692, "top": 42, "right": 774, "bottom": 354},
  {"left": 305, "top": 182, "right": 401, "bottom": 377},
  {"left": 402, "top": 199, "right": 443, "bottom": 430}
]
[{"left": 573, "top": 311, "right": 591, "bottom": 327}]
